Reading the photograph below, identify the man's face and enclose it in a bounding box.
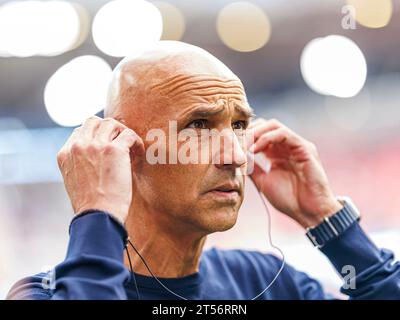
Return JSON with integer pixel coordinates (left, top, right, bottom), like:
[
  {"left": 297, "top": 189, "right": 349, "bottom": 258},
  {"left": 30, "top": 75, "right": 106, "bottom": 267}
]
[{"left": 131, "top": 73, "right": 252, "bottom": 235}]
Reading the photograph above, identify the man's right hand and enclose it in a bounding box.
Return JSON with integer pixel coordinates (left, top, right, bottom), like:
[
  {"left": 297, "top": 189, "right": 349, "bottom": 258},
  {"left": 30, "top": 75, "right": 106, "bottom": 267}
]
[{"left": 57, "top": 116, "right": 145, "bottom": 224}]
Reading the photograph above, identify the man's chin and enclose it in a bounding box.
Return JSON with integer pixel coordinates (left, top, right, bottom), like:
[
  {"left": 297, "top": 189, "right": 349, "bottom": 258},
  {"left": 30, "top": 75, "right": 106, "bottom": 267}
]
[
  {"left": 211, "top": 220, "right": 236, "bottom": 232},
  {"left": 199, "top": 208, "right": 239, "bottom": 233}
]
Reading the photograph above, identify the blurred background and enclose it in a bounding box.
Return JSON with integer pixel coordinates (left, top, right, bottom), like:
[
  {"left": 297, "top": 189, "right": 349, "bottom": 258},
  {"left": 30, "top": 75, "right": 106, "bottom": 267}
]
[{"left": 1, "top": 0, "right": 400, "bottom": 299}]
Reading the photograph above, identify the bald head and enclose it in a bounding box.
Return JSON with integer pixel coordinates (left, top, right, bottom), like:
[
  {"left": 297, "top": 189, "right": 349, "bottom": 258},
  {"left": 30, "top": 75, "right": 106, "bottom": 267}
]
[{"left": 104, "top": 41, "right": 246, "bottom": 135}]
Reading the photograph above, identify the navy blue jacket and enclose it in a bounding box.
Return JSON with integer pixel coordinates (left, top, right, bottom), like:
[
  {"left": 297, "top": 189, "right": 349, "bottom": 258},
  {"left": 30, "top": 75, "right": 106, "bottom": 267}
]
[{"left": 7, "top": 211, "right": 400, "bottom": 300}]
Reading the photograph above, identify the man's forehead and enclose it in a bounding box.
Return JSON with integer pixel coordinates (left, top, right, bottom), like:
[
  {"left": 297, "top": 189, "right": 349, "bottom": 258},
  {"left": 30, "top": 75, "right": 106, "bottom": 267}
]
[
  {"left": 150, "top": 71, "right": 242, "bottom": 88},
  {"left": 146, "top": 73, "right": 250, "bottom": 119},
  {"left": 149, "top": 73, "right": 245, "bottom": 98}
]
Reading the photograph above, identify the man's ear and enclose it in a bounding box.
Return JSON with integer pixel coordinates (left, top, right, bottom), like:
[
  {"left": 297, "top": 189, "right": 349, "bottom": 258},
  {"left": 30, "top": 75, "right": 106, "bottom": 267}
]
[{"left": 130, "top": 143, "right": 145, "bottom": 177}]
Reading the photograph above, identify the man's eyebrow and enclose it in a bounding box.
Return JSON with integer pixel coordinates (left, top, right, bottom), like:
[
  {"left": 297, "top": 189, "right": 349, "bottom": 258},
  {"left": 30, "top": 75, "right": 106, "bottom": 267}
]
[
  {"left": 182, "top": 104, "right": 255, "bottom": 119},
  {"left": 235, "top": 104, "right": 255, "bottom": 119},
  {"left": 188, "top": 106, "right": 225, "bottom": 118}
]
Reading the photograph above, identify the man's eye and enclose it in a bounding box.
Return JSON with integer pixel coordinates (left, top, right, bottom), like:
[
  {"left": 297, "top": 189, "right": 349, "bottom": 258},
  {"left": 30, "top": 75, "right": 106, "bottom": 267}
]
[
  {"left": 232, "top": 121, "right": 247, "bottom": 130},
  {"left": 187, "top": 119, "right": 208, "bottom": 129}
]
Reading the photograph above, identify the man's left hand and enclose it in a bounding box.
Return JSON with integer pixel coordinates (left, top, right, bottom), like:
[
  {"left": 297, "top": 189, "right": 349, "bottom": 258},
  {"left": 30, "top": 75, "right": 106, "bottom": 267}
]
[{"left": 248, "top": 118, "right": 343, "bottom": 229}]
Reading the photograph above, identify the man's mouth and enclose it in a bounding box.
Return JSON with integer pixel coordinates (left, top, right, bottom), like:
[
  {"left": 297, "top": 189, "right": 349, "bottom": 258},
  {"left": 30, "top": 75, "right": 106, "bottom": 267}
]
[{"left": 206, "top": 182, "right": 241, "bottom": 200}]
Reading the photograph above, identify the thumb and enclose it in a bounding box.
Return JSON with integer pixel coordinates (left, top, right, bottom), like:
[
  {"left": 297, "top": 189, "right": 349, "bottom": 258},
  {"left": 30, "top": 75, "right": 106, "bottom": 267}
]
[{"left": 250, "top": 161, "right": 268, "bottom": 190}]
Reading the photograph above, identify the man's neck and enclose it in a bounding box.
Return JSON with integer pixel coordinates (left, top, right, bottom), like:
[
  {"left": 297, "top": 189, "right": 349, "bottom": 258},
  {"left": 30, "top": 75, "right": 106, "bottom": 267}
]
[{"left": 124, "top": 204, "right": 207, "bottom": 278}]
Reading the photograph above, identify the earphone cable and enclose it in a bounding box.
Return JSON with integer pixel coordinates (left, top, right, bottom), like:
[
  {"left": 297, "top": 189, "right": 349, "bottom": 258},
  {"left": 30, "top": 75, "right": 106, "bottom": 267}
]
[{"left": 125, "top": 243, "right": 141, "bottom": 300}]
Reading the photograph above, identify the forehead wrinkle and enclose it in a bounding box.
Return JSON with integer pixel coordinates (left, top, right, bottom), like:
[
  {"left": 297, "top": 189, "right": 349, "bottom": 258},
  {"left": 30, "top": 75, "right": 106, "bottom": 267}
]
[
  {"left": 168, "top": 82, "right": 244, "bottom": 101},
  {"left": 149, "top": 74, "right": 195, "bottom": 93},
  {"left": 171, "top": 91, "right": 245, "bottom": 104},
  {"left": 149, "top": 74, "right": 245, "bottom": 98},
  {"left": 164, "top": 75, "right": 243, "bottom": 96},
  {"left": 150, "top": 74, "right": 240, "bottom": 91}
]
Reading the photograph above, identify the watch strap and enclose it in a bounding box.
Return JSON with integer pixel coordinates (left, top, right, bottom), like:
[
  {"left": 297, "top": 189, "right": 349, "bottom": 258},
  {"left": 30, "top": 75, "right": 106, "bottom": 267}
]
[{"left": 306, "top": 199, "right": 360, "bottom": 248}]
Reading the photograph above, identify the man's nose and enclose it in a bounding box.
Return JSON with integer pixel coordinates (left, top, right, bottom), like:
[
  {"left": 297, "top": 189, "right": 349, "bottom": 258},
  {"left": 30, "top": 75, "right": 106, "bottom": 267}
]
[{"left": 213, "top": 130, "right": 247, "bottom": 169}]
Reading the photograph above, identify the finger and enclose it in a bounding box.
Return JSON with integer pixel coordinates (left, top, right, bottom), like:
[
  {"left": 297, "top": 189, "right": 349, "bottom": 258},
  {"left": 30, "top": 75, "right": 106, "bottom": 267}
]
[
  {"left": 249, "top": 127, "right": 302, "bottom": 154},
  {"left": 81, "top": 116, "right": 102, "bottom": 140},
  {"left": 96, "top": 118, "right": 127, "bottom": 143},
  {"left": 62, "top": 126, "right": 83, "bottom": 151},
  {"left": 248, "top": 119, "right": 269, "bottom": 134},
  {"left": 248, "top": 118, "right": 265, "bottom": 129},
  {"left": 249, "top": 118, "right": 282, "bottom": 141},
  {"left": 67, "top": 115, "right": 102, "bottom": 146},
  {"left": 247, "top": 119, "right": 279, "bottom": 151},
  {"left": 113, "top": 128, "right": 145, "bottom": 156}
]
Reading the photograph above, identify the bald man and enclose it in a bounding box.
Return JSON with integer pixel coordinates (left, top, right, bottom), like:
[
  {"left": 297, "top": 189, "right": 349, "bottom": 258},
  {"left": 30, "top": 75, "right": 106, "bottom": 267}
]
[{"left": 8, "top": 41, "right": 400, "bottom": 300}]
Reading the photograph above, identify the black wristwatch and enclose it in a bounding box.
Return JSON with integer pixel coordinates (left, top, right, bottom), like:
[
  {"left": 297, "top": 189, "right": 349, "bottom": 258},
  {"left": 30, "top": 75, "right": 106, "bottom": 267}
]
[{"left": 306, "top": 196, "right": 361, "bottom": 248}]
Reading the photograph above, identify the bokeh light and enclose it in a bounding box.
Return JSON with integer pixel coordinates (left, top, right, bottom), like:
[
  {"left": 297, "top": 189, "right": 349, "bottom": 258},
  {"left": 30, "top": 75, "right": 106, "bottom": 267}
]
[
  {"left": 92, "top": 0, "right": 163, "bottom": 57},
  {"left": 0, "top": 0, "right": 86, "bottom": 57},
  {"left": 44, "top": 56, "right": 112, "bottom": 127},
  {"left": 300, "top": 35, "right": 367, "bottom": 98},
  {"left": 153, "top": 1, "right": 185, "bottom": 41},
  {"left": 217, "top": 2, "right": 271, "bottom": 52},
  {"left": 325, "top": 89, "right": 372, "bottom": 131},
  {"left": 69, "top": 2, "right": 91, "bottom": 51},
  {"left": 346, "top": 0, "right": 392, "bottom": 29}
]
